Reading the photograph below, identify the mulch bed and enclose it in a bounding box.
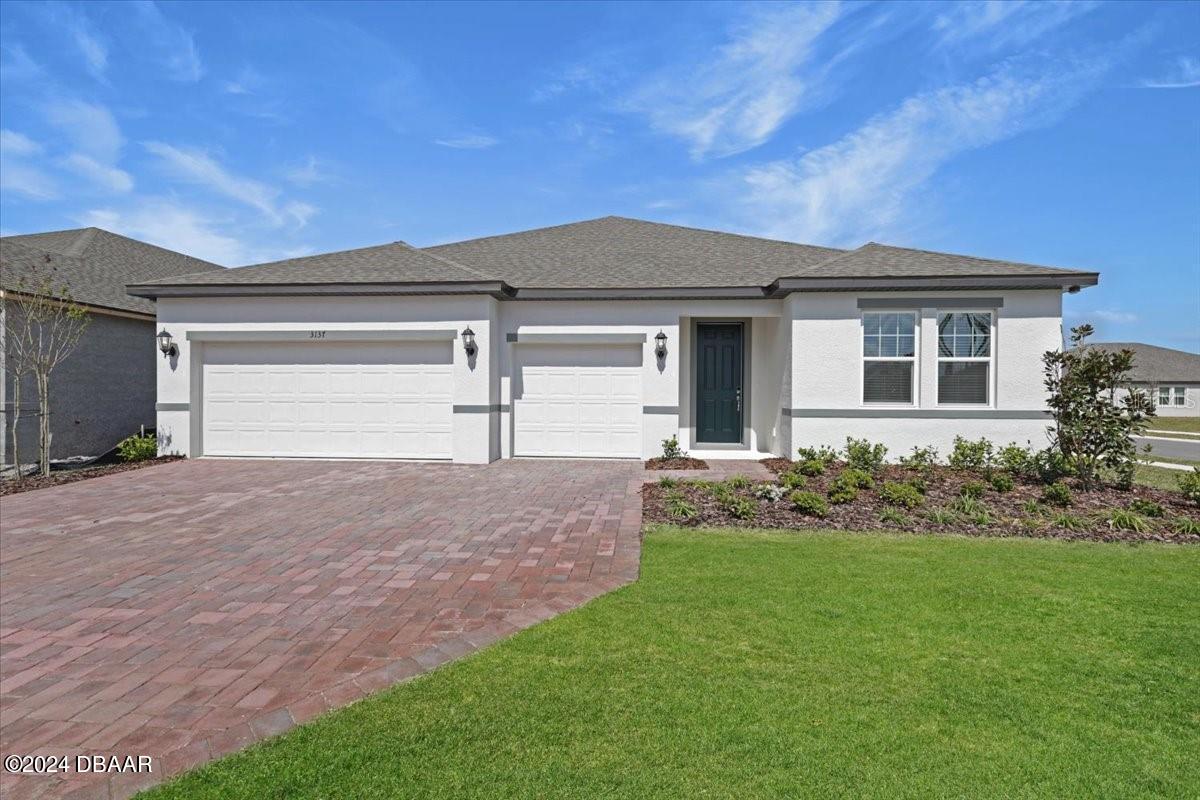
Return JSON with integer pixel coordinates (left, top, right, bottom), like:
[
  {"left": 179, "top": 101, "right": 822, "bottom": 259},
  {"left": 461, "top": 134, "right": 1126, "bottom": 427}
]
[
  {"left": 644, "top": 459, "right": 1200, "bottom": 544},
  {"left": 0, "top": 456, "right": 183, "bottom": 497},
  {"left": 645, "top": 457, "right": 709, "bottom": 470}
]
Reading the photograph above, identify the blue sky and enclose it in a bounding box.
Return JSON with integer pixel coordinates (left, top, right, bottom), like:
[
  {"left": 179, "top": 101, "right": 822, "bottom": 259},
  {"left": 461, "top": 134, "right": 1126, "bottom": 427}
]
[{"left": 1, "top": 1, "right": 1197, "bottom": 350}]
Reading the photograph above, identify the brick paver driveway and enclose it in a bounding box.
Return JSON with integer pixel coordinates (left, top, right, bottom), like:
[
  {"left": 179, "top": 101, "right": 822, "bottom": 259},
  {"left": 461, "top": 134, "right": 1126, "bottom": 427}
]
[{"left": 0, "top": 458, "right": 643, "bottom": 799}]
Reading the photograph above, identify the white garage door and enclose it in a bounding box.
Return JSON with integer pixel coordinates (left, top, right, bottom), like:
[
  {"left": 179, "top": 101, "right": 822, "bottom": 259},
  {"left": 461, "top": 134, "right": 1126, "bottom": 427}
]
[
  {"left": 202, "top": 341, "right": 453, "bottom": 459},
  {"left": 514, "top": 345, "right": 642, "bottom": 458}
]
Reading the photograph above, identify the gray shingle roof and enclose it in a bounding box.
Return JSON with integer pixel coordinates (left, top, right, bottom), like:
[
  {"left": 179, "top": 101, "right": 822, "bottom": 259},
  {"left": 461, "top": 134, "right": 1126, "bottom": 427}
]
[
  {"left": 130, "top": 241, "right": 492, "bottom": 287},
  {"left": 1, "top": 228, "right": 223, "bottom": 315},
  {"left": 790, "top": 242, "right": 1096, "bottom": 279},
  {"left": 1087, "top": 343, "right": 1200, "bottom": 383}
]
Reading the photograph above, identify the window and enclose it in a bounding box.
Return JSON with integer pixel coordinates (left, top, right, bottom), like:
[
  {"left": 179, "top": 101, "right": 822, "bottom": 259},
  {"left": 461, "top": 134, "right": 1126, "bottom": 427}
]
[
  {"left": 937, "top": 312, "right": 992, "bottom": 405},
  {"left": 862, "top": 312, "right": 916, "bottom": 404},
  {"left": 1158, "top": 386, "right": 1187, "bottom": 407}
]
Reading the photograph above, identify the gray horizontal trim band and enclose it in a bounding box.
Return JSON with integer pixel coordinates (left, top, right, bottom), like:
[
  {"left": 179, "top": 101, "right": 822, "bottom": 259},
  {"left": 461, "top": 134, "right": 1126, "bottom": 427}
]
[
  {"left": 128, "top": 281, "right": 513, "bottom": 300},
  {"left": 642, "top": 405, "right": 679, "bottom": 415},
  {"left": 453, "top": 404, "right": 503, "bottom": 413},
  {"left": 156, "top": 402, "right": 189, "bottom": 411},
  {"left": 857, "top": 296, "right": 1004, "bottom": 309},
  {"left": 186, "top": 329, "right": 457, "bottom": 342},
  {"left": 785, "top": 408, "right": 1050, "bottom": 419},
  {"left": 511, "top": 286, "right": 768, "bottom": 300},
  {"left": 508, "top": 333, "right": 647, "bottom": 345},
  {"left": 771, "top": 274, "right": 1098, "bottom": 294}
]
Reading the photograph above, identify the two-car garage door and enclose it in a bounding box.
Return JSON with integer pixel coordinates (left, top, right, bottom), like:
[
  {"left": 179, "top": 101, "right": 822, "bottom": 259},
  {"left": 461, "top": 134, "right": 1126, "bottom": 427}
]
[{"left": 202, "top": 341, "right": 453, "bottom": 459}]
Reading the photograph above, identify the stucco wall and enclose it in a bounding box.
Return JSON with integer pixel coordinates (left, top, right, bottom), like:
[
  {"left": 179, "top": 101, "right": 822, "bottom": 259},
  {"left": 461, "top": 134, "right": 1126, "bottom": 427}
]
[
  {"left": 1116, "top": 383, "right": 1200, "bottom": 418},
  {"left": 3, "top": 306, "right": 156, "bottom": 464}
]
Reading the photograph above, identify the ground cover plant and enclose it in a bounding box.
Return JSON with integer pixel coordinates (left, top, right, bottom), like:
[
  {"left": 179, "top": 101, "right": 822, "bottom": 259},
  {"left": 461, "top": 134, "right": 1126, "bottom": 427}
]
[
  {"left": 140, "top": 527, "right": 1200, "bottom": 799},
  {"left": 645, "top": 435, "right": 708, "bottom": 470}
]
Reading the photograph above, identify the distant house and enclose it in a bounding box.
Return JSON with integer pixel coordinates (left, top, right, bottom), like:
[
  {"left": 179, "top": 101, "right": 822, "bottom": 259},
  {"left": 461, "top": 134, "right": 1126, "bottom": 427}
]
[
  {"left": 1091, "top": 342, "right": 1200, "bottom": 418},
  {"left": 1, "top": 228, "right": 223, "bottom": 465}
]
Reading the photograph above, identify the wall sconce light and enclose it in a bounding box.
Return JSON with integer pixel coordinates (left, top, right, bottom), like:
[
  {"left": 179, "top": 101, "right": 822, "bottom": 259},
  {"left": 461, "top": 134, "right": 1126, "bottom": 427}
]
[
  {"left": 461, "top": 326, "right": 477, "bottom": 357},
  {"left": 654, "top": 330, "right": 668, "bottom": 358},
  {"left": 157, "top": 328, "right": 177, "bottom": 358}
]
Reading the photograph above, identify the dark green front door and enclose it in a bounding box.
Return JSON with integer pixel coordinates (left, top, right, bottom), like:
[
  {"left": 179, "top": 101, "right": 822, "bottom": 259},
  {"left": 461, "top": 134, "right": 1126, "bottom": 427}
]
[{"left": 696, "top": 322, "right": 743, "bottom": 443}]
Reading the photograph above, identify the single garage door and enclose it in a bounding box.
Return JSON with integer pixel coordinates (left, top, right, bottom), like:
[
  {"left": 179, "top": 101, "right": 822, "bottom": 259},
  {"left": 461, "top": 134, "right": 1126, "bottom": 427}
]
[
  {"left": 513, "top": 345, "right": 642, "bottom": 458},
  {"left": 202, "top": 340, "right": 453, "bottom": 459}
]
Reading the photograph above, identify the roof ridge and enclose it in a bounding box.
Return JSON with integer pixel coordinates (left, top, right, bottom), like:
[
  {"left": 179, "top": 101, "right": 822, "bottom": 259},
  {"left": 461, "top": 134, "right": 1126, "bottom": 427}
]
[
  {"left": 394, "top": 241, "right": 496, "bottom": 281},
  {"left": 63, "top": 227, "right": 98, "bottom": 257}
]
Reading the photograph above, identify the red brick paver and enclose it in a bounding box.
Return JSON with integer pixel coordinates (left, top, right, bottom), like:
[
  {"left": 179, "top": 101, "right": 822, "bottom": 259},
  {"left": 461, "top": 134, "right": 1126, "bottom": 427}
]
[{"left": 0, "top": 458, "right": 643, "bottom": 799}]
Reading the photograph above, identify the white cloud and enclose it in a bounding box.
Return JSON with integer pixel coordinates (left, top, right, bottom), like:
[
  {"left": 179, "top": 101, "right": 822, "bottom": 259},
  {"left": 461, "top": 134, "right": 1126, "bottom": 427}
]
[
  {"left": 434, "top": 134, "right": 499, "bottom": 150},
  {"left": 144, "top": 141, "right": 316, "bottom": 227},
  {"left": 283, "top": 155, "right": 330, "bottom": 187},
  {"left": 733, "top": 57, "right": 1110, "bottom": 246},
  {"left": 1071, "top": 309, "right": 1139, "bottom": 324},
  {"left": 0, "top": 162, "right": 58, "bottom": 200},
  {"left": 0, "top": 130, "right": 42, "bottom": 156},
  {"left": 60, "top": 152, "right": 134, "bottom": 193},
  {"left": 43, "top": 98, "right": 124, "bottom": 163},
  {"left": 131, "top": 1, "right": 203, "bottom": 82},
  {"left": 1139, "top": 56, "right": 1200, "bottom": 89},
  {"left": 623, "top": 3, "right": 843, "bottom": 159},
  {"left": 932, "top": 1, "right": 1096, "bottom": 51}
]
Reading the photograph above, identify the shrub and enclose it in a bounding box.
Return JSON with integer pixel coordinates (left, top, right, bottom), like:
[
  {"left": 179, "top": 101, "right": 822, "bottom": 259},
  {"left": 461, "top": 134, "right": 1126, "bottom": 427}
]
[
  {"left": 781, "top": 472, "right": 808, "bottom": 491},
  {"left": 1021, "top": 499, "right": 1043, "bottom": 516},
  {"left": 968, "top": 508, "right": 992, "bottom": 526},
  {"left": 950, "top": 495, "right": 988, "bottom": 516},
  {"left": 996, "top": 443, "right": 1033, "bottom": 475},
  {"left": 726, "top": 475, "right": 751, "bottom": 490},
  {"left": 1108, "top": 509, "right": 1149, "bottom": 533},
  {"left": 1041, "top": 482, "right": 1072, "bottom": 507},
  {"left": 1128, "top": 498, "right": 1164, "bottom": 518},
  {"left": 660, "top": 435, "right": 687, "bottom": 460},
  {"left": 1178, "top": 468, "right": 1200, "bottom": 505},
  {"left": 899, "top": 445, "right": 939, "bottom": 471},
  {"left": 790, "top": 490, "right": 828, "bottom": 517},
  {"left": 836, "top": 468, "right": 874, "bottom": 489},
  {"left": 1029, "top": 448, "right": 1075, "bottom": 484},
  {"left": 722, "top": 496, "right": 757, "bottom": 520},
  {"left": 797, "top": 445, "right": 839, "bottom": 465},
  {"left": 879, "top": 508, "right": 911, "bottom": 526},
  {"left": 908, "top": 476, "right": 928, "bottom": 495},
  {"left": 960, "top": 481, "right": 987, "bottom": 500},
  {"left": 1171, "top": 517, "right": 1200, "bottom": 536},
  {"left": 827, "top": 484, "right": 858, "bottom": 505},
  {"left": 116, "top": 433, "right": 157, "bottom": 462},
  {"left": 880, "top": 481, "right": 924, "bottom": 509},
  {"left": 990, "top": 473, "right": 1015, "bottom": 494},
  {"left": 844, "top": 437, "right": 887, "bottom": 473},
  {"left": 658, "top": 476, "right": 679, "bottom": 488},
  {"left": 1043, "top": 325, "right": 1155, "bottom": 490},
  {"left": 666, "top": 494, "right": 698, "bottom": 520},
  {"left": 796, "top": 459, "right": 826, "bottom": 477},
  {"left": 948, "top": 436, "right": 994, "bottom": 472},
  {"left": 1050, "top": 512, "right": 1088, "bottom": 531},
  {"left": 753, "top": 483, "right": 785, "bottom": 502},
  {"left": 926, "top": 508, "right": 958, "bottom": 525}
]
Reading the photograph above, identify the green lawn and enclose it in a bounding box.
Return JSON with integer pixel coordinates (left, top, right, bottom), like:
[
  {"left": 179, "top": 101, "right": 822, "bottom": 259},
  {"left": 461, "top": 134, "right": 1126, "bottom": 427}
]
[
  {"left": 1135, "top": 463, "right": 1194, "bottom": 491},
  {"left": 142, "top": 527, "right": 1199, "bottom": 800},
  {"left": 1147, "top": 417, "right": 1200, "bottom": 435}
]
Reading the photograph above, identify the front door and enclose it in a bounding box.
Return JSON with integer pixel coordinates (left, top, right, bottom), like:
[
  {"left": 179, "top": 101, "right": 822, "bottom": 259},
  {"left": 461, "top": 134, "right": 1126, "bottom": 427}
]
[{"left": 696, "top": 322, "right": 744, "bottom": 443}]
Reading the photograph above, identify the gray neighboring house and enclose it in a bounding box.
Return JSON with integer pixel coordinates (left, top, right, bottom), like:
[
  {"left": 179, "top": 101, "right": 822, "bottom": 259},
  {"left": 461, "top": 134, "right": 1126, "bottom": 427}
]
[
  {"left": 1, "top": 228, "right": 223, "bottom": 465},
  {"left": 1091, "top": 342, "right": 1200, "bottom": 418}
]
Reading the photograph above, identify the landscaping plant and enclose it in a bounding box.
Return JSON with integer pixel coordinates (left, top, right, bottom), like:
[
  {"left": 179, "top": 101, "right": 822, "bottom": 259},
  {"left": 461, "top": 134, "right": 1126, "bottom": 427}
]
[
  {"left": 844, "top": 437, "right": 887, "bottom": 473},
  {"left": 796, "top": 445, "right": 839, "bottom": 465},
  {"left": 1108, "top": 509, "right": 1149, "bottom": 533},
  {"left": 1178, "top": 468, "right": 1200, "bottom": 505},
  {"left": 796, "top": 459, "right": 826, "bottom": 477},
  {"left": 960, "top": 481, "right": 987, "bottom": 500},
  {"left": 949, "top": 436, "right": 994, "bottom": 472},
  {"left": 1128, "top": 498, "right": 1164, "bottom": 518},
  {"left": 990, "top": 473, "right": 1015, "bottom": 493},
  {"left": 116, "top": 432, "right": 158, "bottom": 462},
  {"left": 1041, "top": 482, "right": 1073, "bottom": 508},
  {"left": 879, "top": 481, "right": 924, "bottom": 510},
  {"left": 790, "top": 491, "right": 828, "bottom": 517},
  {"left": 661, "top": 435, "right": 687, "bottom": 460}
]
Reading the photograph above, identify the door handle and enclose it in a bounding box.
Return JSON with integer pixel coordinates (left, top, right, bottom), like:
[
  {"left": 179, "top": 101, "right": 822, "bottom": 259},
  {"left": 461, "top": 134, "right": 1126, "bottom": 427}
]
[{"left": 736, "top": 388, "right": 742, "bottom": 412}]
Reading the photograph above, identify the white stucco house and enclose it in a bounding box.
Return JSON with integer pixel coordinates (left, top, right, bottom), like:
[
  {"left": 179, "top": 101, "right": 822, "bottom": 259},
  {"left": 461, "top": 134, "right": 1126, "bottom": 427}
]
[
  {"left": 128, "top": 217, "right": 1099, "bottom": 464},
  {"left": 1092, "top": 342, "right": 1200, "bottom": 418}
]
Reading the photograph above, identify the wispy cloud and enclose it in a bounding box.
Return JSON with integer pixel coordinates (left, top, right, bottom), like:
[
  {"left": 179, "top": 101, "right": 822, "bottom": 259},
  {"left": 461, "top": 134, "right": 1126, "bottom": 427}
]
[
  {"left": 731, "top": 55, "right": 1111, "bottom": 246},
  {"left": 283, "top": 155, "right": 331, "bottom": 187},
  {"left": 42, "top": 98, "right": 124, "bottom": 163},
  {"left": 0, "top": 130, "right": 42, "bottom": 157},
  {"left": 433, "top": 134, "right": 499, "bottom": 150},
  {"left": 144, "top": 141, "right": 315, "bottom": 227},
  {"left": 131, "top": 1, "right": 202, "bottom": 82},
  {"left": 623, "top": 2, "right": 843, "bottom": 159},
  {"left": 1073, "top": 309, "right": 1139, "bottom": 324},
  {"left": 932, "top": 1, "right": 1097, "bottom": 51},
  {"left": 60, "top": 153, "right": 133, "bottom": 193},
  {"left": 0, "top": 130, "right": 56, "bottom": 200},
  {"left": 1139, "top": 56, "right": 1200, "bottom": 89}
]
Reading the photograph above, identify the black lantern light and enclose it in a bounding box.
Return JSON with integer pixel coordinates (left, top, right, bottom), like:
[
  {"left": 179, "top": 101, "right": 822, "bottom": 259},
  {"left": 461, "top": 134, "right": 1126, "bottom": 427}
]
[
  {"left": 654, "top": 329, "right": 668, "bottom": 358},
  {"left": 461, "top": 326, "right": 477, "bottom": 357},
  {"left": 157, "top": 328, "right": 177, "bottom": 358}
]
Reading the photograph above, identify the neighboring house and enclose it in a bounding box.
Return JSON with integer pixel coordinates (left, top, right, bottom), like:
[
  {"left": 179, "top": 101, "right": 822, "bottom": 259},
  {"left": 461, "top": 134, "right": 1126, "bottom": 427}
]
[
  {"left": 129, "top": 216, "right": 1098, "bottom": 464},
  {"left": 1090, "top": 342, "right": 1200, "bottom": 417},
  {"left": 1, "top": 228, "right": 224, "bottom": 465}
]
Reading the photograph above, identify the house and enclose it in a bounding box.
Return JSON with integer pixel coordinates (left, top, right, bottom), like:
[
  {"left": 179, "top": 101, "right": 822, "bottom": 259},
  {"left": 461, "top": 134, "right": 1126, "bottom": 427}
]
[
  {"left": 127, "top": 217, "right": 1098, "bottom": 464},
  {"left": 1090, "top": 342, "right": 1200, "bottom": 417},
  {"left": 1, "top": 228, "right": 224, "bottom": 465}
]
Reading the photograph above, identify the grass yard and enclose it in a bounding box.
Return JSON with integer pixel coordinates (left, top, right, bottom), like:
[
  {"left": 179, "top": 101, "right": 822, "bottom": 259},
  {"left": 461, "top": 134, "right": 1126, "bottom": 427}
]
[
  {"left": 142, "top": 527, "right": 1199, "bottom": 800},
  {"left": 1146, "top": 417, "right": 1200, "bottom": 435},
  {"left": 1135, "top": 463, "right": 1195, "bottom": 492}
]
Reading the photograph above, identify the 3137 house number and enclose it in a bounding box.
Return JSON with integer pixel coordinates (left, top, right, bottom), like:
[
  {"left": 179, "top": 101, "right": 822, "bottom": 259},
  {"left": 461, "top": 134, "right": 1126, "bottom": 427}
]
[{"left": 309, "top": 330, "right": 327, "bottom": 339}]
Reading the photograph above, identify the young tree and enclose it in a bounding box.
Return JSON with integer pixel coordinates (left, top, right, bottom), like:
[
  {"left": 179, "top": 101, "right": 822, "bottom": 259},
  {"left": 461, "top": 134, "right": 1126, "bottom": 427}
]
[
  {"left": 4, "top": 259, "right": 90, "bottom": 477},
  {"left": 1042, "top": 324, "right": 1154, "bottom": 490}
]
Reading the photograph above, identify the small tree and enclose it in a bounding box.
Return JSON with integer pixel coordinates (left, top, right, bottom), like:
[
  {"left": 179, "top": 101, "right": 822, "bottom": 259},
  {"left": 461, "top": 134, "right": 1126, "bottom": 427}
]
[
  {"left": 1042, "top": 324, "right": 1154, "bottom": 490},
  {"left": 4, "top": 259, "right": 90, "bottom": 477}
]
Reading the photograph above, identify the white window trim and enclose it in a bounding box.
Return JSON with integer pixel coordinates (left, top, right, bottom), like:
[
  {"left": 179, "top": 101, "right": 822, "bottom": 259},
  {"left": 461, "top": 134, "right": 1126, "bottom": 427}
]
[
  {"left": 860, "top": 310, "right": 919, "bottom": 407},
  {"left": 1158, "top": 385, "right": 1187, "bottom": 407},
  {"left": 935, "top": 309, "right": 995, "bottom": 408}
]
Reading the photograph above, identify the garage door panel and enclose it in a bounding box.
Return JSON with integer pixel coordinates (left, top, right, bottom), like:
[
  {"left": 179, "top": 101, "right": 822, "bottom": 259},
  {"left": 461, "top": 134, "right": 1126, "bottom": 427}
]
[{"left": 203, "top": 341, "right": 452, "bottom": 460}]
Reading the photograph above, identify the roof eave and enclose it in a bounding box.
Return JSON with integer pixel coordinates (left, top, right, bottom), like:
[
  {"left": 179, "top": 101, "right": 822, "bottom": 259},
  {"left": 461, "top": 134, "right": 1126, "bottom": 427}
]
[
  {"left": 126, "top": 280, "right": 516, "bottom": 300},
  {"left": 767, "top": 273, "right": 1100, "bottom": 296}
]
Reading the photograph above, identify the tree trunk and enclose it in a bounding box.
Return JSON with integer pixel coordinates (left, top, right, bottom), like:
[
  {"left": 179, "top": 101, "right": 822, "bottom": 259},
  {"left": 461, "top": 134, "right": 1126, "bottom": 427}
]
[
  {"left": 38, "top": 371, "right": 50, "bottom": 477},
  {"left": 9, "top": 377, "right": 21, "bottom": 478}
]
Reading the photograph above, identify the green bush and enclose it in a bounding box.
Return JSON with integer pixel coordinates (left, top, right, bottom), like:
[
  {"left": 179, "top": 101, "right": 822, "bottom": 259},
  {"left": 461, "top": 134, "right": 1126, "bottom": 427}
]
[
  {"left": 960, "top": 481, "right": 987, "bottom": 500},
  {"left": 1041, "top": 482, "right": 1072, "bottom": 508},
  {"left": 990, "top": 473, "right": 1015, "bottom": 493},
  {"left": 116, "top": 432, "right": 157, "bottom": 462},
  {"left": 658, "top": 476, "right": 679, "bottom": 488},
  {"left": 948, "top": 436, "right": 994, "bottom": 471},
  {"left": 726, "top": 475, "right": 751, "bottom": 490},
  {"left": 996, "top": 443, "right": 1033, "bottom": 475},
  {"left": 908, "top": 476, "right": 928, "bottom": 495},
  {"left": 836, "top": 468, "right": 874, "bottom": 489},
  {"left": 781, "top": 472, "right": 808, "bottom": 491},
  {"left": 1108, "top": 509, "right": 1149, "bottom": 533},
  {"left": 1029, "top": 448, "right": 1075, "bottom": 484},
  {"left": 1128, "top": 498, "right": 1164, "bottom": 518},
  {"left": 790, "top": 490, "right": 828, "bottom": 517},
  {"left": 879, "top": 481, "right": 924, "bottom": 509},
  {"left": 721, "top": 496, "right": 757, "bottom": 520},
  {"left": 1178, "top": 468, "right": 1200, "bottom": 505},
  {"left": 796, "top": 445, "right": 839, "bottom": 465},
  {"left": 898, "top": 446, "right": 939, "bottom": 471},
  {"left": 844, "top": 437, "right": 887, "bottom": 473},
  {"left": 827, "top": 484, "right": 858, "bottom": 505},
  {"left": 796, "top": 459, "right": 826, "bottom": 477},
  {"left": 660, "top": 435, "right": 687, "bottom": 460}
]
